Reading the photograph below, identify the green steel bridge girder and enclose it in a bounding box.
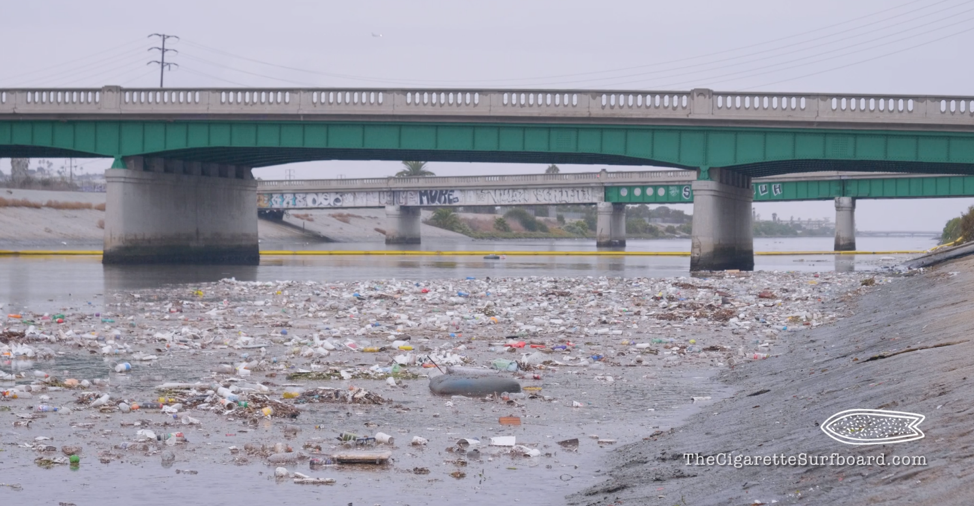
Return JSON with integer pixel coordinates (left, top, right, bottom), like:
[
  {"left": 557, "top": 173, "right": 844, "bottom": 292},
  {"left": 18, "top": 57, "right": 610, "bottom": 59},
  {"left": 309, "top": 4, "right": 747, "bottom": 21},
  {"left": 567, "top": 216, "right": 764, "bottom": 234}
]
[
  {"left": 5, "top": 120, "right": 974, "bottom": 178},
  {"left": 605, "top": 174, "right": 974, "bottom": 204}
]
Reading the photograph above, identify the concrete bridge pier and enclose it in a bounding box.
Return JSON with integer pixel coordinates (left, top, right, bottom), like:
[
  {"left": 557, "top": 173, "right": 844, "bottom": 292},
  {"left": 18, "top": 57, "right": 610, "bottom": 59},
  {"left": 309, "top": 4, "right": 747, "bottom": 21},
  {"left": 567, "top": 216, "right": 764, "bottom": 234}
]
[
  {"left": 596, "top": 202, "right": 627, "bottom": 247},
  {"left": 385, "top": 205, "right": 422, "bottom": 245},
  {"left": 103, "top": 157, "right": 259, "bottom": 265},
  {"left": 834, "top": 197, "right": 856, "bottom": 251},
  {"left": 690, "top": 168, "right": 754, "bottom": 271}
]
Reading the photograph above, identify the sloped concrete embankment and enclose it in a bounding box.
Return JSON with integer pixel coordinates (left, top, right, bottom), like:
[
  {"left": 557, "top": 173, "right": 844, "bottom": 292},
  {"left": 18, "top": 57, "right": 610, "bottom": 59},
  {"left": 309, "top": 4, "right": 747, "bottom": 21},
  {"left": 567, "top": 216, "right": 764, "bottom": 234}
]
[{"left": 569, "top": 257, "right": 974, "bottom": 506}]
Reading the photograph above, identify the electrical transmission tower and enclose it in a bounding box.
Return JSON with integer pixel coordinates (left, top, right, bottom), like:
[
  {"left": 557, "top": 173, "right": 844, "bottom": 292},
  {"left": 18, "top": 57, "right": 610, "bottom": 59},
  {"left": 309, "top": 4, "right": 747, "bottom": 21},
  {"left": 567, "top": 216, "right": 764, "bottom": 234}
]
[{"left": 147, "top": 33, "right": 179, "bottom": 88}]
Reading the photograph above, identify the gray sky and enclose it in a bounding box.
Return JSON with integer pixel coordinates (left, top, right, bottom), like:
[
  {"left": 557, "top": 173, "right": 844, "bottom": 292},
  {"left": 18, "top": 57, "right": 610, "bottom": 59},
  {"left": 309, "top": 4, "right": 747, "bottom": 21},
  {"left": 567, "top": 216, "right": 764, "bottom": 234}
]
[{"left": 2, "top": 0, "right": 974, "bottom": 230}]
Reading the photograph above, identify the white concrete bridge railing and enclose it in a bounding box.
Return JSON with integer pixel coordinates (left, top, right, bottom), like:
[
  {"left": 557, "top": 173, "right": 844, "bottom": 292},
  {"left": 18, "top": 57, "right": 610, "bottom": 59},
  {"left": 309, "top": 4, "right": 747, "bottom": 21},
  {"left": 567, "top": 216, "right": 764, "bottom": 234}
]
[{"left": 2, "top": 87, "right": 974, "bottom": 127}]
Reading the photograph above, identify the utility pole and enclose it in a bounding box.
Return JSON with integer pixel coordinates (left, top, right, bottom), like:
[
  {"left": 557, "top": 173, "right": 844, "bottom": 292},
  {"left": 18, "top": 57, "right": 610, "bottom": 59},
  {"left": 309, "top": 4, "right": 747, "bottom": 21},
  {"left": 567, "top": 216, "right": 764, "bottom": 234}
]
[{"left": 148, "top": 33, "right": 179, "bottom": 88}]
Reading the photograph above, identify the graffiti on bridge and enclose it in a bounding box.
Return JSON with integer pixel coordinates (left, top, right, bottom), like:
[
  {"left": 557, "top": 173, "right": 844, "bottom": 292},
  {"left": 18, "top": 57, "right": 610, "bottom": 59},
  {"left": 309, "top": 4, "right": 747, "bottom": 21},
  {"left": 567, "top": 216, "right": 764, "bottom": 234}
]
[
  {"left": 418, "top": 189, "right": 459, "bottom": 205},
  {"left": 258, "top": 186, "right": 603, "bottom": 209}
]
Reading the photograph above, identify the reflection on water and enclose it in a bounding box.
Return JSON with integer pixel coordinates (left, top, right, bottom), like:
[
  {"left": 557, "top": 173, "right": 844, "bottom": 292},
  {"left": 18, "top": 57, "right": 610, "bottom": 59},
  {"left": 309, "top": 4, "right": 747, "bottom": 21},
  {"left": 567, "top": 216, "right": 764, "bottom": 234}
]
[
  {"left": 103, "top": 264, "right": 261, "bottom": 291},
  {"left": 0, "top": 237, "right": 934, "bottom": 313},
  {"left": 835, "top": 254, "right": 856, "bottom": 273}
]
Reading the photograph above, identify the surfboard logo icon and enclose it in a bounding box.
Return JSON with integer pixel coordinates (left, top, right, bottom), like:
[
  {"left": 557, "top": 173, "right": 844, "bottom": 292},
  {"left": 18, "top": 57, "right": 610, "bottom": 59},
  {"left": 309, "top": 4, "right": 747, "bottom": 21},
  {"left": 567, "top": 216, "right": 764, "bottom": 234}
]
[{"left": 821, "top": 409, "right": 925, "bottom": 445}]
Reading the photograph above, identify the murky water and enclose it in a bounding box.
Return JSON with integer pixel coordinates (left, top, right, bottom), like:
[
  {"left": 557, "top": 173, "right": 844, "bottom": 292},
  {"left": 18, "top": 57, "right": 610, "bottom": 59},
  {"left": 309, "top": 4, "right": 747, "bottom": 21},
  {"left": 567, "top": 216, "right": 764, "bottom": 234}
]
[
  {"left": 0, "top": 237, "right": 933, "bottom": 314},
  {"left": 1, "top": 352, "right": 730, "bottom": 506},
  {"left": 0, "top": 236, "right": 928, "bottom": 504}
]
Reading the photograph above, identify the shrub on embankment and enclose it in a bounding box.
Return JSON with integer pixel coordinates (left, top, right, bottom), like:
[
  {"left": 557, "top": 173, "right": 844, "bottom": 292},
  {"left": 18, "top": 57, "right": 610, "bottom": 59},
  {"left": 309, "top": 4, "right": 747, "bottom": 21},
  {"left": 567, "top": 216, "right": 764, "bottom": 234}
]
[{"left": 941, "top": 205, "right": 974, "bottom": 244}]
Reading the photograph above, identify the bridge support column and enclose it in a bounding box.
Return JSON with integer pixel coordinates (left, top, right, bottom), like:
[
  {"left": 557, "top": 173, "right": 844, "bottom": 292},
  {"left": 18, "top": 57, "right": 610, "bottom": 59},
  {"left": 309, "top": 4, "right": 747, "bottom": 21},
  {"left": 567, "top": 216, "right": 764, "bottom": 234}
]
[
  {"left": 690, "top": 168, "right": 754, "bottom": 271},
  {"left": 596, "top": 202, "right": 626, "bottom": 248},
  {"left": 103, "top": 158, "right": 258, "bottom": 265},
  {"left": 834, "top": 197, "right": 856, "bottom": 251},
  {"left": 385, "top": 205, "right": 421, "bottom": 245}
]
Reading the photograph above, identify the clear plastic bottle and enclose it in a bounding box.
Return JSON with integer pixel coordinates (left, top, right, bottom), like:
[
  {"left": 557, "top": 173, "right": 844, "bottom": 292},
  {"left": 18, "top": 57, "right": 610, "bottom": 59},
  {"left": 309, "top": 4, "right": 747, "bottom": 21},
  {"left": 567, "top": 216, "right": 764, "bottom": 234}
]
[
  {"left": 217, "top": 387, "right": 239, "bottom": 402},
  {"left": 35, "top": 405, "right": 59, "bottom": 412}
]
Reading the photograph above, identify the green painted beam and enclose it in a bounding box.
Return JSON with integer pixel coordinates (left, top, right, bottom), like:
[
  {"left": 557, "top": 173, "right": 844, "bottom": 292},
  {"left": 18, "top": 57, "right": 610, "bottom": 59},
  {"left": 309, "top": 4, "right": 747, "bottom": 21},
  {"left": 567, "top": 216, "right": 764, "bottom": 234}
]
[
  {"left": 605, "top": 175, "right": 974, "bottom": 203},
  {"left": 4, "top": 120, "right": 974, "bottom": 178},
  {"left": 605, "top": 184, "right": 694, "bottom": 203},
  {"left": 751, "top": 175, "right": 974, "bottom": 201}
]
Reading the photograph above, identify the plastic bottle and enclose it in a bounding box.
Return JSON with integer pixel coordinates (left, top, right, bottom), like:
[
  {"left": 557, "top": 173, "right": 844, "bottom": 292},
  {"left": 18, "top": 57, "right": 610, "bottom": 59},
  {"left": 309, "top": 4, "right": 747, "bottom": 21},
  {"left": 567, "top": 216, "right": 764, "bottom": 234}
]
[
  {"left": 282, "top": 387, "right": 304, "bottom": 399},
  {"left": 33, "top": 370, "right": 50, "bottom": 379},
  {"left": 491, "top": 359, "right": 518, "bottom": 372},
  {"left": 89, "top": 394, "right": 111, "bottom": 408},
  {"left": 35, "top": 405, "right": 59, "bottom": 412},
  {"left": 309, "top": 457, "right": 335, "bottom": 467},
  {"left": 114, "top": 363, "right": 132, "bottom": 373},
  {"left": 217, "top": 387, "right": 239, "bottom": 402}
]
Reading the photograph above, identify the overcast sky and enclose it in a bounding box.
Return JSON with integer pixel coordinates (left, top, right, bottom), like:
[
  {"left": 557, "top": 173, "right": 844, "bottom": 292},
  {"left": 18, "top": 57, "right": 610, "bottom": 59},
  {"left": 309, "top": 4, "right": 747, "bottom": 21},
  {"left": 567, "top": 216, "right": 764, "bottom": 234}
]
[{"left": 2, "top": 0, "right": 974, "bottom": 230}]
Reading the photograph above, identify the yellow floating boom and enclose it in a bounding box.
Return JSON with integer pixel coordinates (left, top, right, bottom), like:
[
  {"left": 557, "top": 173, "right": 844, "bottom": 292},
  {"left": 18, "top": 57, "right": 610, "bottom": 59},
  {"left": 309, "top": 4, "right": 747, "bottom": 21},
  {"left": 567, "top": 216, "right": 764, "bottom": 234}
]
[{"left": 0, "top": 249, "right": 928, "bottom": 257}]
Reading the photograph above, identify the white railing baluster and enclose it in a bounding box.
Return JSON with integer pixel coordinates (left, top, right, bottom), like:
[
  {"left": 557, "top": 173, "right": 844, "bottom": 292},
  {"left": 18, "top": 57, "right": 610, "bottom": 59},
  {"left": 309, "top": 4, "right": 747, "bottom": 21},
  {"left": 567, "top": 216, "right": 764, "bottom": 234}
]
[{"left": 0, "top": 86, "right": 971, "bottom": 126}]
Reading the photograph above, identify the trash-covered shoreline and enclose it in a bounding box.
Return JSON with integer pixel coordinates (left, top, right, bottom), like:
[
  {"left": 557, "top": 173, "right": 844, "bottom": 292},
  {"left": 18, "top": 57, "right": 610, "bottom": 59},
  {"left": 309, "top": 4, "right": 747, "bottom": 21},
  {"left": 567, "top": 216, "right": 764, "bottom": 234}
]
[
  {"left": 1, "top": 270, "right": 893, "bottom": 504},
  {"left": 569, "top": 262, "right": 970, "bottom": 506}
]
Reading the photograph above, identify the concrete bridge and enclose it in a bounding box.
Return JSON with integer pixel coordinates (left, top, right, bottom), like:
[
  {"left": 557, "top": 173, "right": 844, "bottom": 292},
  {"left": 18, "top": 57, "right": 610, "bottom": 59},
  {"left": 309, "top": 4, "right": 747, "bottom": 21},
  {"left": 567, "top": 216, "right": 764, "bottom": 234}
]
[
  {"left": 3, "top": 86, "right": 974, "bottom": 269},
  {"left": 257, "top": 170, "right": 974, "bottom": 249}
]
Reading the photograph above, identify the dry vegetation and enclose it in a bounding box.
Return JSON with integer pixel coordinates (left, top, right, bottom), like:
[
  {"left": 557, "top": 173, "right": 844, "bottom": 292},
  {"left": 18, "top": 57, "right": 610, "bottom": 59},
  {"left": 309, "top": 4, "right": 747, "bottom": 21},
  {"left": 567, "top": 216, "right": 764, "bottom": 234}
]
[
  {"left": 331, "top": 213, "right": 362, "bottom": 224},
  {"left": 0, "top": 197, "right": 105, "bottom": 211},
  {"left": 291, "top": 213, "right": 314, "bottom": 222}
]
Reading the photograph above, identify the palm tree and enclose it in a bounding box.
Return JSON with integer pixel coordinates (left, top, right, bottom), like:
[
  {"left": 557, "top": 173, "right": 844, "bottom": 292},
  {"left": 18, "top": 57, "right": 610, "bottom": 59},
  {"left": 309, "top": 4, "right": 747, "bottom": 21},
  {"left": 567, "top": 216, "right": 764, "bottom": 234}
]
[
  {"left": 396, "top": 161, "right": 435, "bottom": 177},
  {"left": 545, "top": 164, "right": 560, "bottom": 174}
]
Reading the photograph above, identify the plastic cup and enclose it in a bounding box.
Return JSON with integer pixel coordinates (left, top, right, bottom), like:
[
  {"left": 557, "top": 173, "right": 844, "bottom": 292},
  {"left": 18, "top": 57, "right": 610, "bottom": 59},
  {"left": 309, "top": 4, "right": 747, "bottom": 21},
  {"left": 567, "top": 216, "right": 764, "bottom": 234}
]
[{"left": 457, "top": 438, "right": 480, "bottom": 449}]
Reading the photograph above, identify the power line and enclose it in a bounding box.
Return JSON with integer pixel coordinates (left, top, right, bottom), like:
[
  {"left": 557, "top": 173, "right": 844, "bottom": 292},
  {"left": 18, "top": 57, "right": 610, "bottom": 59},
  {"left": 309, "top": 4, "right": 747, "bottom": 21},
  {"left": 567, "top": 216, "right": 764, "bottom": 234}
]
[
  {"left": 83, "top": 64, "right": 162, "bottom": 88},
  {"left": 2, "top": 47, "right": 146, "bottom": 87},
  {"left": 586, "top": 8, "right": 974, "bottom": 90},
  {"left": 176, "top": 6, "right": 974, "bottom": 93},
  {"left": 179, "top": 54, "right": 319, "bottom": 86},
  {"left": 118, "top": 68, "right": 161, "bottom": 87},
  {"left": 741, "top": 24, "right": 974, "bottom": 91},
  {"left": 500, "top": 0, "right": 974, "bottom": 88},
  {"left": 148, "top": 33, "right": 179, "bottom": 88},
  {"left": 0, "top": 38, "right": 145, "bottom": 86},
  {"left": 38, "top": 51, "right": 149, "bottom": 88},
  {"left": 179, "top": 0, "right": 962, "bottom": 87},
  {"left": 628, "top": 13, "right": 974, "bottom": 90},
  {"left": 178, "top": 66, "right": 251, "bottom": 86}
]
